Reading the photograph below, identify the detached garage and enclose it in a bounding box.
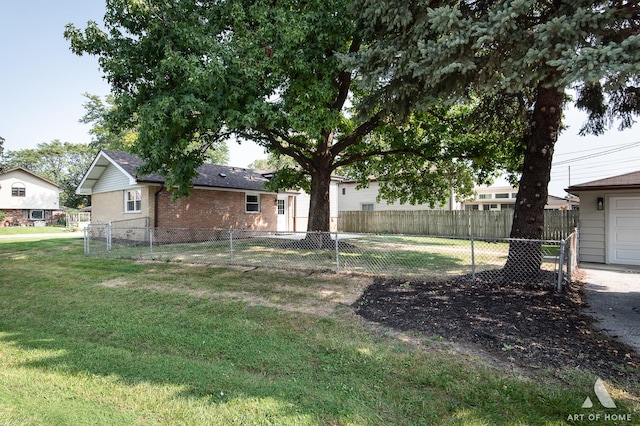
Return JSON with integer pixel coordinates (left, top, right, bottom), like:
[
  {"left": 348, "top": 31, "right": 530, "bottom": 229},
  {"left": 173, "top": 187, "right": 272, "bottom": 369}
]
[{"left": 567, "top": 171, "right": 640, "bottom": 266}]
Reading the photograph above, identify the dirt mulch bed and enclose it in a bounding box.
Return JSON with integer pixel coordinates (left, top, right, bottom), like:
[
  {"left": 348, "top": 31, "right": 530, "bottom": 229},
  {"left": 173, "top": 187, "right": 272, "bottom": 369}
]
[{"left": 354, "top": 270, "right": 639, "bottom": 382}]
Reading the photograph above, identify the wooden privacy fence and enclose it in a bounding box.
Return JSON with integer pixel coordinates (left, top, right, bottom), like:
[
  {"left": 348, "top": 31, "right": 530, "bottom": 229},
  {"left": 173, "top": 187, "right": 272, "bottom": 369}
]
[{"left": 337, "top": 210, "right": 578, "bottom": 239}]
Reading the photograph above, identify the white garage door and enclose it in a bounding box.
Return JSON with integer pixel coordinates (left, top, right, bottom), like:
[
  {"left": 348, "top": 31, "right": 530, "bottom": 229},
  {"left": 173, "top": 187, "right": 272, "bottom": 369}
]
[{"left": 608, "top": 196, "right": 640, "bottom": 266}]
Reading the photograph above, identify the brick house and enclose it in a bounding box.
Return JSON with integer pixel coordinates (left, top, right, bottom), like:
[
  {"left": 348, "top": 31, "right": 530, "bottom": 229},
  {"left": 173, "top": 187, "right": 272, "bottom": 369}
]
[
  {"left": 0, "top": 167, "right": 61, "bottom": 226},
  {"left": 77, "top": 150, "right": 278, "bottom": 230}
]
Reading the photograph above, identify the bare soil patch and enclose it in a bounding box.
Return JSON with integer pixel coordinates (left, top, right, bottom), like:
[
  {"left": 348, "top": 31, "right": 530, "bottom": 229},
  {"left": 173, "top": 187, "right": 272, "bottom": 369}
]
[{"left": 354, "top": 270, "right": 640, "bottom": 382}]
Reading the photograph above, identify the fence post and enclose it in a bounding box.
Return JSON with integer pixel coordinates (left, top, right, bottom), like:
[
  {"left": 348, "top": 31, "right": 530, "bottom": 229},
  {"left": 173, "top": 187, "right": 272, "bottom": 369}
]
[
  {"left": 565, "top": 235, "right": 572, "bottom": 283},
  {"left": 229, "top": 230, "right": 234, "bottom": 263},
  {"left": 335, "top": 231, "right": 340, "bottom": 273},
  {"left": 471, "top": 237, "right": 476, "bottom": 281},
  {"left": 149, "top": 227, "right": 154, "bottom": 255},
  {"left": 107, "top": 222, "right": 112, "bottom": 252},
  {"left": 84, "top": 226, "right": 89, "bottom": 255},
  {"left": 557, "top": 239, "right": 566, "bottom": 292}
]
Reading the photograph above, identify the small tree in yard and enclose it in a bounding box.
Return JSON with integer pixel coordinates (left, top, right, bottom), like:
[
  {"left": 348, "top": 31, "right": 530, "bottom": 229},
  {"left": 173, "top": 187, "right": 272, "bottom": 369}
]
[
  {"left": 352, "top": 0, "right": 639, "bottom": 278},
  {"left": 65, "top": 0, "right": 523, "bottom": 245}
]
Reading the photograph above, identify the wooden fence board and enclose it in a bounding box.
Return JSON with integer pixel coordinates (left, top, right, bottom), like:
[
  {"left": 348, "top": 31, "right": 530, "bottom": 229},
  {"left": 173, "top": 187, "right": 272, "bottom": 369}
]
[{"left": 337, "top": 210, "right": 578, "bottom": 240}]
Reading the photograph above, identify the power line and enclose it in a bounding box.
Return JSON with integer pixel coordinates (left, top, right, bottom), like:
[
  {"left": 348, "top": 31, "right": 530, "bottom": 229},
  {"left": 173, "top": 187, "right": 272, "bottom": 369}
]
[
  {"left": 554, "top": 140, "right": 640, "bottom": 157},
  {"left": 551, "top": 157, "right": 640, "bottom": 178},
  {"left": 552, "top": 141, "right": 640, "bottom": 166}
]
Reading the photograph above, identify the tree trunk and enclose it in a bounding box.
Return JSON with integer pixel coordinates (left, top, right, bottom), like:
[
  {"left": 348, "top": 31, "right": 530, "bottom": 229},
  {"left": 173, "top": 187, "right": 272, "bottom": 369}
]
[
  {"left": 504, "top": 84, "right": 564, "bottom": 279},
  {"left": 307, "top": 167, "right": 332, "bottom": 233},
  {"left": 291, "top": 163, "right": 336, "bottom": 249}
]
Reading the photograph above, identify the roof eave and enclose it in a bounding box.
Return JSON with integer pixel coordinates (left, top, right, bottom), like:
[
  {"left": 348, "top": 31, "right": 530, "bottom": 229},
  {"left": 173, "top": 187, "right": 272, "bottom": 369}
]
[{"left": 566, "top": 184, "right": 640, "bottom": 194}]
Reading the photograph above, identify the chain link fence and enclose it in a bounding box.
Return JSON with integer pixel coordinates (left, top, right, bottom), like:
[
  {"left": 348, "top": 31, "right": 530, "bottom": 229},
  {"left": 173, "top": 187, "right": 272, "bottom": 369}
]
[{"left": 84, "top": 225, "right": 578, "bottom": 289}]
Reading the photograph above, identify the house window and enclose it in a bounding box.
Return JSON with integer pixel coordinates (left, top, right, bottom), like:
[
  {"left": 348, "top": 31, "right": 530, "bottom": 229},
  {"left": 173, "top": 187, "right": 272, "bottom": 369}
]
[
  {"left": 495, "top": 193, "right": 509, "bottom": 199},
  {"left": 478, "top": 194, "right": 491, "bottom": 200},
  {"left": 482, "top": 204, "right": 499, "bottom": 211},
  {"left": 342, "top": 188, "right": 346, "bottom": 195},
  {"left": 465, "top": 205, "right": 479, "bottom": 210},
  {"left": 125, "top": 189, "right": 142, "bottom": 213},
  {"left": 511, "top": 193, "right": 518, "bottom": 198},
  {"left": 361, "top": 203, "right": 374, "bottom": 211},
  {"left": 500, "top": 204, "right": 515, "bottom": 210},
  {"left": 277, "top": 199, "right": 285, "bottom": 215},
  {"left": 30, "top": 210, "right": 44, "bottom": 220},
  {"left": 246, "top": 193, "right": 260, "bottom": 212},
  {"left": 11, "top": 183, "right": 26, "bottom": 197}
]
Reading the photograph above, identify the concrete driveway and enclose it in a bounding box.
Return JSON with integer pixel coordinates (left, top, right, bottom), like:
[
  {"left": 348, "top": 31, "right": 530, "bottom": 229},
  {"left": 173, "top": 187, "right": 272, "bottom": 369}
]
[{"left": 581, "top": 263, "right": 640, "bottom": 353}]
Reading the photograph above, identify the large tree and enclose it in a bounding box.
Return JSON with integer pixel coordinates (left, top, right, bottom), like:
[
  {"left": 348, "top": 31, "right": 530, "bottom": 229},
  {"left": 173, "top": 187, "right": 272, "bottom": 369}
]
[
  {"left": 353, "top": 0, "right": 639, "bottom": 274},
  {"left": 65, "top": 0, "right": 522, "bottom": 237},
  {"left": 2, "top": 140, "right": 96, "bottom": 208}
]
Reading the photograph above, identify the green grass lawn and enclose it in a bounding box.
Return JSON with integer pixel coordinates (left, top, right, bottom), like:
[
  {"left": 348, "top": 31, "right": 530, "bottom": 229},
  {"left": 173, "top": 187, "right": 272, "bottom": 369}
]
[
  {"left": 1, "top": 238, "right": 637, "bottom": 425},
  {"left": 0, "top": 226, "right": 67, "bottom": 235}
]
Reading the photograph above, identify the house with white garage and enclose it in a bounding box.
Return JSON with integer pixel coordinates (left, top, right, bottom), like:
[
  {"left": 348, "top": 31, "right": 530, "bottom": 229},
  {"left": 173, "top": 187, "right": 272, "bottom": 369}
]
[
  {"left": 567, "top": 170, "right": 640, "bottom": 266},
  {"left": 0, "top": 167, "right": 60, "bottom": 226}
]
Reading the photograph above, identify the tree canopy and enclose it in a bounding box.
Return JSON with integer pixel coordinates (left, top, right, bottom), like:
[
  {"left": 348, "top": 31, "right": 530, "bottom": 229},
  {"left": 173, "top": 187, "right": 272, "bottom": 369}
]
[
  {"left": 65, "top": 0, "right": 525, "bottom": 233},
  {"left": 80, "top": 92, "right": 230, "bottom": 165},
  {"left": 352, "top": 0, "right": 639, "bottom": 273},
  {"left": 80, "top": 93, "right": 137, "bottom": 152}
]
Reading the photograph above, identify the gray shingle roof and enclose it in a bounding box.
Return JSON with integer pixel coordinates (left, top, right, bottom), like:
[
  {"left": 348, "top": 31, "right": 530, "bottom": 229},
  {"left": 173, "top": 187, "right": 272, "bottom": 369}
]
[
  {"left": 103, "top": 150, "right": 271, "bottom": 192},
  {"left": 566, "top": 170, "right": 640, "bottom": 192}
]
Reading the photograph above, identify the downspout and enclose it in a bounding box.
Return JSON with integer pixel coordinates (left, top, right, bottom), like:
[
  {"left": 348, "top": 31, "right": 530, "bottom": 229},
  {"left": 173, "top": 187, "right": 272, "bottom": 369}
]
[{"left": 154, "top": 185, "right": 164, "bottom": 228}]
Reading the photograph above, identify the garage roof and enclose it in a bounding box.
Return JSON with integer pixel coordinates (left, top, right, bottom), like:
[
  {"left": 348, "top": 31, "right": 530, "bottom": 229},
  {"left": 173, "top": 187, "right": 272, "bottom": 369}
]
[{"left": 566, "top": 170, "right": 640, "bottom": 193}]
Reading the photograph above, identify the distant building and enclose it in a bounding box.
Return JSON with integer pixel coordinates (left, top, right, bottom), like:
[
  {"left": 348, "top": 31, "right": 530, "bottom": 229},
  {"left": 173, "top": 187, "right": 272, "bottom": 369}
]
[
  {"left": 338, "top": 178, "right": 576, "bottom": 212},
  {"left": 461, "top": 183, "right": 519, "bottom": 211},
  {"left": 0, "top": 167, "right": 61, "bottom": 226},
  {"left": 338, "top": 179, "right": 460, "bottom": 212}
]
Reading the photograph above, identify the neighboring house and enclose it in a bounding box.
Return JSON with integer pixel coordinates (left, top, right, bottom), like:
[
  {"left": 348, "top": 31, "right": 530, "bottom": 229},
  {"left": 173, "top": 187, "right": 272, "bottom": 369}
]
[
  {"left": 77, "top": 150, "right": 278, "bottom": 230},
  {"left": 338, "top": 179, "right": 575, "bottom": 212},
  {"left": 567, "top": 170, "right": 640, "bottom": 266},
  {"left": 276, "top": 182, "right": 341, "bottom": 232},
  {"left": 0, "top": 167, "right": 60, "bottom": 226},
  {"left": 77, "top": 150, "right": 340, "bottom": 233},
  {"left": 546, "top": 194, "right": 580, "bottom": 211},
  {"left": 461, "top": 183, "right": 519, "bottom": 211},
  {"left": 338, "top": 180, "right": 460, "bottom": 211}
]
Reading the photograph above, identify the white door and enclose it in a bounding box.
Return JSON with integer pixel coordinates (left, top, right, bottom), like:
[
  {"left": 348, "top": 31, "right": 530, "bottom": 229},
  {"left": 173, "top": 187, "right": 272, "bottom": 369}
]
[
  {"left": 608, "top": 196, "right": 640, "bottom": 265},
  {"left": 276, "top": 198, "right": 288, "bottom": 232}
]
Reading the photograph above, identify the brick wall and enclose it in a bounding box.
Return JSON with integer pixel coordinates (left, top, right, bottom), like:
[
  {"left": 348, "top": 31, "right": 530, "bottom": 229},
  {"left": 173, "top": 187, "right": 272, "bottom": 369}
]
[
  {"left": 1, "top": 209, "right": 24, "bottom": 226},
  {"left": 156, "top": 189, "right": 277, "bottom": 230},
  {"left": 1, "top": 209, "right": 55, "bottom": 226}
]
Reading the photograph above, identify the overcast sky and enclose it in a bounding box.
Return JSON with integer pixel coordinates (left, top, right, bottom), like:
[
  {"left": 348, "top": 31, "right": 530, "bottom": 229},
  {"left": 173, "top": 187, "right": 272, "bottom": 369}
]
[{"left": 1, "top": 1, "right": 638, "bottom": 197}]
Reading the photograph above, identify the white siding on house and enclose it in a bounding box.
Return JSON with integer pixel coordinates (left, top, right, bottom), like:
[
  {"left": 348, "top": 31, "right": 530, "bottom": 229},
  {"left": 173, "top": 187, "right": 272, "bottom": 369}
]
[
  {"left": 0, "top": 169, "right": 59, "bottom": 210},
  {"left": 577, "top": 189, "right": 640, "bottom": 265},
  {"left": 291, "top": 180, "right": 340, "bottom": 232},
  {"left": 577, "top": 192, "right": 606, "bottom": 263},
  {"left": 338, "top": 181, "right": 453, "bottom": 211},
  {"left": 92, "top": 163, "right": 136, "bottom": 194},
  {"left": 294, "top": 191, "right": 310, "bottom": 231}
]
